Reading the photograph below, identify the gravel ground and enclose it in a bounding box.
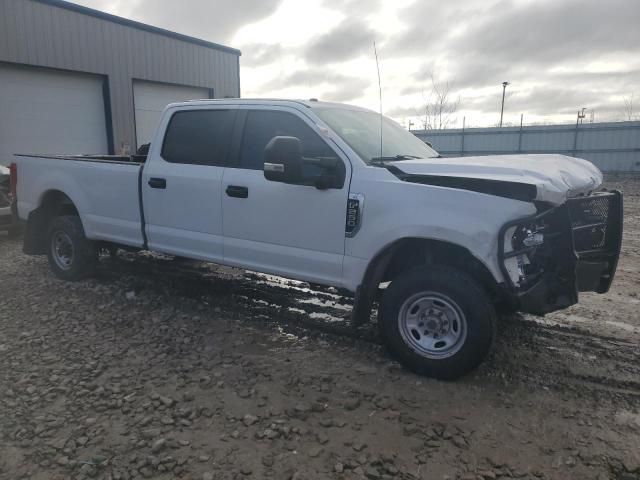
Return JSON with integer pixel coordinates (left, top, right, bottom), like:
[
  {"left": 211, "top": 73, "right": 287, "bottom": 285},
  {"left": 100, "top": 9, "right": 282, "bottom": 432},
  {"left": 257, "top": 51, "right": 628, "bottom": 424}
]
[{"left": 1, "top": 176, "right": 639, "bottom": 480}]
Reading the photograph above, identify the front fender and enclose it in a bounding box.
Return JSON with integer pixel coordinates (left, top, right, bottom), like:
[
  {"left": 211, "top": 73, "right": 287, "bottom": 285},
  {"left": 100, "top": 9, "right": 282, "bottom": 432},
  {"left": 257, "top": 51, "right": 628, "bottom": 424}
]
[{"left": 344, "top": 174, "right": 537, "bottom": 290}]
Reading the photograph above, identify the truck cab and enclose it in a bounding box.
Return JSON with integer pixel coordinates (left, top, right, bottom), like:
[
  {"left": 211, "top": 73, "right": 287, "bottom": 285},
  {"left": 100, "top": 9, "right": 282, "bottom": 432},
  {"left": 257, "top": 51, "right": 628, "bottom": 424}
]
[{"left": 12, "top": 99, "right": 623, "bottom": 379}]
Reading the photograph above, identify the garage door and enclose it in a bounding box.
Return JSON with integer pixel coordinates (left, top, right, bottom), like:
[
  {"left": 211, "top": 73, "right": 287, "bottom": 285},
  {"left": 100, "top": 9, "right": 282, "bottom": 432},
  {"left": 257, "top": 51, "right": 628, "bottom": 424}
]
[
  {"left": 133, "top": 81, "right": 210, "bottom": 148},
  {"left": 0, "top": 64, "right": 108, "bottom": 166}
]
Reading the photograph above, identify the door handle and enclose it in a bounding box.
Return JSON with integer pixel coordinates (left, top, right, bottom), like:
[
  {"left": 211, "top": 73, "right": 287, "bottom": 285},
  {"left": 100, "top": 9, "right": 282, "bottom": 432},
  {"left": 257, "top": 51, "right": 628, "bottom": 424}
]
[
  {"left": 226, "top": 185, "right": 248, "bottom": 198},
  {"left": 148, "top": 178, "right": 166, "bottom": 189}
]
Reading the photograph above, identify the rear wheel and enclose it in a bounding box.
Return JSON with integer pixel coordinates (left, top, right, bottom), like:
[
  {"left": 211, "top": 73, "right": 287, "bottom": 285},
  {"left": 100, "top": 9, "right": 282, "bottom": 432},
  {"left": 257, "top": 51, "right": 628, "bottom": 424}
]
[
  {"left": 379, "top": 266, "right": 496, "bottom": 380},
  {"left": 47, "top": 216, "right": 97, "bottom": 281}
]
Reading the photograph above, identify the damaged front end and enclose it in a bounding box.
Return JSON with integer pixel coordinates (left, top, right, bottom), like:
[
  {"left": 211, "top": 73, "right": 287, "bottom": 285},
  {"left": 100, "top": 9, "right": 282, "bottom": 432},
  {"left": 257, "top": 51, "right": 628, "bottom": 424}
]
[{"left": 499, "top": 191, "right": 623, "bottom": 315}]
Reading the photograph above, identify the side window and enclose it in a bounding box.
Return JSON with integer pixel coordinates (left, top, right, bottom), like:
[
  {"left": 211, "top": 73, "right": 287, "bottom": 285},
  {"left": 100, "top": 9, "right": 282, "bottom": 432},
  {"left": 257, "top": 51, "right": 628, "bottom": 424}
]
[
  {"left": 161, "top": 109, "right": 235, "bottom": 166},
  {"left": 239, "top": 110, "right": 336, "bottom": 171}
]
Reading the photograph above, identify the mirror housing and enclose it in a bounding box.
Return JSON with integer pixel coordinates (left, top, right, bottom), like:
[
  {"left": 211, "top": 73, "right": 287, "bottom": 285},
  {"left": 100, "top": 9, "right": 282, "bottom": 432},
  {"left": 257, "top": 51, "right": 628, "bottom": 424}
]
[{"left": 264, "top": 136, "right": 303, "bottom": 184}]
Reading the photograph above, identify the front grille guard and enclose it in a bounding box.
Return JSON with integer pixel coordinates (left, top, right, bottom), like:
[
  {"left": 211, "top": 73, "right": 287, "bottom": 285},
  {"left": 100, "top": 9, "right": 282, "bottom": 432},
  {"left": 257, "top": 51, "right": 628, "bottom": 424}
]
[
  {"left": 499, "top": 190, "right": 623, "bottom": 295},
  {"left": 568, "top": 192, "right": 622, "bottom": 254},
  {"left": 567, "top": 191, "right": 623, "bottom": 293}
]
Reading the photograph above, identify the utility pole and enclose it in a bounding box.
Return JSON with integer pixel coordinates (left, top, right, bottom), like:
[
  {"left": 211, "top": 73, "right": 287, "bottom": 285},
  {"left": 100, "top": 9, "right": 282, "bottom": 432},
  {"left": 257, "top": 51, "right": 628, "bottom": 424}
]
[
  {"left": 573, "top": 108, "right": 586, "bottom": 157},
  {"left": 499, "top": 81, "right": 509, "bottom": 127}
]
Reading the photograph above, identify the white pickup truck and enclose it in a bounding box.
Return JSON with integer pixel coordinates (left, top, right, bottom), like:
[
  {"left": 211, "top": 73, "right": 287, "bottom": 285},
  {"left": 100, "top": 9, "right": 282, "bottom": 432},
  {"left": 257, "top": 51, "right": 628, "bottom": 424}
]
[{"left": 11, "top": 99, "right": 623, "bottom": 379}]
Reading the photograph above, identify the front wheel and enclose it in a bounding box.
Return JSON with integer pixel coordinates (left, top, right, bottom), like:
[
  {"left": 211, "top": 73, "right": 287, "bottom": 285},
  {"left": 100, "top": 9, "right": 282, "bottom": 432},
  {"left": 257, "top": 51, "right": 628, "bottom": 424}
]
[
  {"left": 47, "top": 215, "right": 97, "bottom": 281},
  {"left": 379, "top": 266, "right": 496, "bottom": 380}
]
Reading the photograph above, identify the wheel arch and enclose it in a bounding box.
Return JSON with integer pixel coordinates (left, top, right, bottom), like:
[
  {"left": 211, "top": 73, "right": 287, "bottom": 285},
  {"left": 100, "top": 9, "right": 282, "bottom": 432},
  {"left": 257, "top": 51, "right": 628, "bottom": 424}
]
[
  {"left": 352, "top": 237, "right": 504, "bottom": 326},
  {"left": 23, "top": 189, "right": 82, "bottom": 255}
]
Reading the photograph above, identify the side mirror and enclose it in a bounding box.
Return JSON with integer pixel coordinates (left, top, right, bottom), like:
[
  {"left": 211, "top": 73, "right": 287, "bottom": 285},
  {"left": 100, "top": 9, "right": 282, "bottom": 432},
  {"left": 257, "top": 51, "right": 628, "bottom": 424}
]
[{"left": 264, "top": 136, "right": 303, "bottom": 184}]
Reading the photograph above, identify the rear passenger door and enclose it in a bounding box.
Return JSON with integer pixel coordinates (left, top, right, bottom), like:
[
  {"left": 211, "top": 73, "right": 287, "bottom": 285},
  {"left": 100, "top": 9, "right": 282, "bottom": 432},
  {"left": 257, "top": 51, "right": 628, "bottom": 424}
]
[
  {"left": 221, "top": 107, "right": 351, "bottom": 286},
  {"left": 142, "top": 107, "right": 236, "bottom": 261}
]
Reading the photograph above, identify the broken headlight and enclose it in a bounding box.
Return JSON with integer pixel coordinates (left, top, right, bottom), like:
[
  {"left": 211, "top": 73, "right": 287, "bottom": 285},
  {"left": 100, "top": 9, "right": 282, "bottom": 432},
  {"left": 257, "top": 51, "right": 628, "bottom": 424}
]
[{"left": 503, "top": 221, "right": 546, "bottom": 287}]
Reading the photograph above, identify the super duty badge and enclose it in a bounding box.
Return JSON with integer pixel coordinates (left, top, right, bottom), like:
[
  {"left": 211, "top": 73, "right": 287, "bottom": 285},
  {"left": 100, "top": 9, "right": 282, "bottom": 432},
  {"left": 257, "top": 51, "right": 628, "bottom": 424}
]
[{"left": 346, "top": 193, "right": 364, "bottom": 237}]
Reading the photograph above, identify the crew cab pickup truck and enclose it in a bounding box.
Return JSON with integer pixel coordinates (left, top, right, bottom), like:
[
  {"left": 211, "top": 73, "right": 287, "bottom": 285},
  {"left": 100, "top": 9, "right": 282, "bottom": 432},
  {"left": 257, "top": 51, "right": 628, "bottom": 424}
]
[{"left": 11, "top": 99, "right": 623, "bottom": 379}]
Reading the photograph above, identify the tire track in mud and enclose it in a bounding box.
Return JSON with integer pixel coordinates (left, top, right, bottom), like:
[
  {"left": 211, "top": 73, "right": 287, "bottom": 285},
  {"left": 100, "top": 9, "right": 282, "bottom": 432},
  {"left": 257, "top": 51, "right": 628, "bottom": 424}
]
[
  {"left": 492, "top": 314, "right": 640, "bottom": 400},
  {"left": 100, "top": 251, "right": 640, "bottom": 401},
  {"left": 99, "top": 253, "right": 377, "bottom": 342}
]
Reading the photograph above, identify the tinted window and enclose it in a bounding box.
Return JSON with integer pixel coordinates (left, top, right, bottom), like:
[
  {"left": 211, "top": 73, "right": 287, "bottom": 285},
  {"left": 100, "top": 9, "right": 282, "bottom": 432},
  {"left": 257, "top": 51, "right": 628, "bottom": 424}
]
[
  {"left": 161, "top": 109, "right": 235, "bottom": 166},
  {"left": 239, "top": 110, "right": 336, "bottom": 171}
]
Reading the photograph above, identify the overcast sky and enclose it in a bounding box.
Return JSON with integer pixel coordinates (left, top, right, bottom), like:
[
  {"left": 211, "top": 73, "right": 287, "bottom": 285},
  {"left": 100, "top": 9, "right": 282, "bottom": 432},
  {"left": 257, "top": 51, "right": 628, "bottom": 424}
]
[{"left": 74, "top": 0, "right": 640, "bottom": 128}]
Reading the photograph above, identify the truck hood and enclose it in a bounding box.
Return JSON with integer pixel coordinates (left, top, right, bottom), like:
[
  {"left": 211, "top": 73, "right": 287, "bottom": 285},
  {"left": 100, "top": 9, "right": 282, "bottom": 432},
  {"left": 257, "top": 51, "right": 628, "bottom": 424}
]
[{"left": 390, "top": 154, "right": 603, "bottom": 205}]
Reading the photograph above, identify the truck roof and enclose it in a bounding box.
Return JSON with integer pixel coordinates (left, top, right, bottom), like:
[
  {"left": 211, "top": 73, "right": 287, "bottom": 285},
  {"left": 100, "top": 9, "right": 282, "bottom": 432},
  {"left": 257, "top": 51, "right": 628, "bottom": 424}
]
[{"left": 166, "top": 98, "right": 372, "bottom": 112}]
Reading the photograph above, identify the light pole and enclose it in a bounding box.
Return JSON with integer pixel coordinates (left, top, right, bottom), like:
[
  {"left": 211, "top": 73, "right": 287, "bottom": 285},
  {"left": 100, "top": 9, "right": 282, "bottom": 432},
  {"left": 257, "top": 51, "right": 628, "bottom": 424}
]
[{"left": 499, "top": 81, "right": 510, "bottom": 127}]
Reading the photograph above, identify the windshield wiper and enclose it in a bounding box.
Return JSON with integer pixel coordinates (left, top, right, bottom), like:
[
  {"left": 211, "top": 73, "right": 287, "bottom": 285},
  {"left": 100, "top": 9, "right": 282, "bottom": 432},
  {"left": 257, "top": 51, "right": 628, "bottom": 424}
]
[{"left": 370, "top": 154, "right": 422, "bottom": 164}]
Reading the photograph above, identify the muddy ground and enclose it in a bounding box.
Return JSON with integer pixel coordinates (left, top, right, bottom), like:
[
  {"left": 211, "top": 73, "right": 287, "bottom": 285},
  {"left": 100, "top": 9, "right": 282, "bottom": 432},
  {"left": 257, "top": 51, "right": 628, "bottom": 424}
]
[{"left": 1, "top": 176, "right": 639, "bottom": 480}]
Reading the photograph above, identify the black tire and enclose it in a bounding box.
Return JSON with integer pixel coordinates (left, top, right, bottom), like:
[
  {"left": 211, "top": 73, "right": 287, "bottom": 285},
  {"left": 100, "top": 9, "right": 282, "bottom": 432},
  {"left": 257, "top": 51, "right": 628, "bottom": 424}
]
[
  {"left": 46, "top": 215, "right": 97, "bottom": 281},
  {"left": 495, "top": 301, "right": 519, "bottom": 316},
  {"left": 379, "top": 265, "right": 496, "bottom": 380}
]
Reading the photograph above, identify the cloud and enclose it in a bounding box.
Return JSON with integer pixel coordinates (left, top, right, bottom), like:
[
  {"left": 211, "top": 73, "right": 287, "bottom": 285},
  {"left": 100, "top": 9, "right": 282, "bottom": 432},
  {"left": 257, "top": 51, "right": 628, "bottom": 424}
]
[
  {"left": 303, "top": 18, "right": 376, "bottom": 65},
  {"left": 260, "top": 68, "right": 345, "bottom": 90},
  {"left": 384, "top": 0, "right": 490, "bottom": 56},
  {"left": 436, "top": 0, "right": 640, "bottom": 94},
  {"left": 465, "top": 87, "right": 596, "bottom": 116},
  {"left": 241, "top": 43, "right": 285, "bottom": 67},
  {"left": 73, "top": 0, "right": 284, "bottom": 44},
  {"left": 386, "top": 104, "right": 423, "bottom": 119},
  {"left": 387, "top": 0, "right": 640, "bottom": 123},
  {"left": 258, "top": 67, "right": 370, "bottom": 102},
  {"left": 453, "top": 0, "right": 640, "bottom": 67},
  {"left": 69, "top": 0, "right": 640, "bottom": 125},
  {"left": 324, "top": 78, "right": 371, "bottom": 103},
  {"left": 321, "top": 0, "right": 380, "bottom": 10}
]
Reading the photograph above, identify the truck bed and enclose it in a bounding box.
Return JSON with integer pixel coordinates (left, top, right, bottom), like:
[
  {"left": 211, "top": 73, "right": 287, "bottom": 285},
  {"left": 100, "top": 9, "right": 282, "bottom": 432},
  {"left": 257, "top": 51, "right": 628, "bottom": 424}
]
[{"left": 14, "top": 154, "right": 145, "bottom": 248}]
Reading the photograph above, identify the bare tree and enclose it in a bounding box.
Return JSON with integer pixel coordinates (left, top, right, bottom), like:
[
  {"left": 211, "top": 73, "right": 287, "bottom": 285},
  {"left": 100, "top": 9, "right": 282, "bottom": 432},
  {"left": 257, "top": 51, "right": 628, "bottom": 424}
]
[
  {"left": 418, "top": 73, "right": 460, "bottom": 130},
  {"left": 623, "top": 93, "right": 635, "bottom": 121}
]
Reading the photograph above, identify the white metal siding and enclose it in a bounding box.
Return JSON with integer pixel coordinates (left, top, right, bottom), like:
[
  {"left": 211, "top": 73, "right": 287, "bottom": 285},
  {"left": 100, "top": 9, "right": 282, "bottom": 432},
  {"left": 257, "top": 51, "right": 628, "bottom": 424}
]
[
  {"left": 133, "top": 81, "right": 210, "bottom": 147},
  {"left": 0, "top": 63, "right": 108, "bottom": 165},
  {"left": 0, "top": 0, "right": 240, "bottom": 155}
]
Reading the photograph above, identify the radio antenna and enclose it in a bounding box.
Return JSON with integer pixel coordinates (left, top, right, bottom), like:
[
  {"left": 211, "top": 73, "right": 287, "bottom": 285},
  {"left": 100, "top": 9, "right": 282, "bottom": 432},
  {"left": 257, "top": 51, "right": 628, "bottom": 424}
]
[{"left": 374, "top": 41, "right": 383, "bottom": 157}]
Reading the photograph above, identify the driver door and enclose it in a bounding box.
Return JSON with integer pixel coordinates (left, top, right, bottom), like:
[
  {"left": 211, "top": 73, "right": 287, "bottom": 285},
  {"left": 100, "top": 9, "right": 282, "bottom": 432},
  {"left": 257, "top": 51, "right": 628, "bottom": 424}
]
[{"left": 221, "top": 107, "right": 351, "bottom": 286}]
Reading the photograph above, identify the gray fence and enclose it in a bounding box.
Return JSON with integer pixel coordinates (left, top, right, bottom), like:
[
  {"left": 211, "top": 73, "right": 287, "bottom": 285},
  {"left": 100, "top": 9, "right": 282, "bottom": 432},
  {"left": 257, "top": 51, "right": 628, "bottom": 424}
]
[{"left": 413, "top": 121, "right": 640, "bottom": 172}]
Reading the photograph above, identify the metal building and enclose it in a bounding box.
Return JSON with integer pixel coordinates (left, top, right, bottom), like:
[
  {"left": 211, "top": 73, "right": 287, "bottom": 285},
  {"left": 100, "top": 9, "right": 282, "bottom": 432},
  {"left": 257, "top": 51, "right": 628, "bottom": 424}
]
[
  {"left": 414, "top": 121, "right": 640, "bottom": 173},
  {"left": 0, "top": 0, "right": 241, "bottom": 164}
]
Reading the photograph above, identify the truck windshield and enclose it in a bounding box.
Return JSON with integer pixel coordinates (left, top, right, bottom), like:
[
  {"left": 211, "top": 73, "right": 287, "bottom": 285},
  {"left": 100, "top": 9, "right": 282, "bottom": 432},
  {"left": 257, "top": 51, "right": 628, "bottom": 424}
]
[{"left": 314, "top": 107, "right": 439, "bottom": 164}]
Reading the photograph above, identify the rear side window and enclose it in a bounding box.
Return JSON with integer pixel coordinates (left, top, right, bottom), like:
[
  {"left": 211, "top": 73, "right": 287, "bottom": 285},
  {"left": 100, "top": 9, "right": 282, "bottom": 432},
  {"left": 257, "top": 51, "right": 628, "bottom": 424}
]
[
  {"left": 161, "top": 109, "right": 235, "bottom": 166},
  {"left": 239, "top": 110, "right": 336, "bottom": 171}
]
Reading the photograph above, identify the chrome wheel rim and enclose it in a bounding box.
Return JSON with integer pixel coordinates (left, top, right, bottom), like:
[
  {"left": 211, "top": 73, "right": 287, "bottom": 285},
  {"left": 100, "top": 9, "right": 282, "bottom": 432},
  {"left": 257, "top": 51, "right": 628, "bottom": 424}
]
[
  {"left": 398, "top": 291, "right": 467, "bottom": 359},
  {"left": 51, "top": 231, "right": 75, "bottom": 271}
]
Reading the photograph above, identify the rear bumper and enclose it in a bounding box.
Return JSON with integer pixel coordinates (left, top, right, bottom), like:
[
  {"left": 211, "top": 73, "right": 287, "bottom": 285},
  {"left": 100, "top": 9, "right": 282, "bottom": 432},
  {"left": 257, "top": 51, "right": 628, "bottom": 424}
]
[{"left": 499, "top": 191, "right": 623, "bottom": 315}]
